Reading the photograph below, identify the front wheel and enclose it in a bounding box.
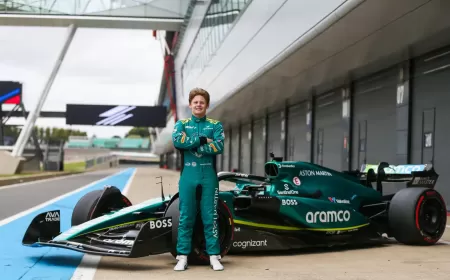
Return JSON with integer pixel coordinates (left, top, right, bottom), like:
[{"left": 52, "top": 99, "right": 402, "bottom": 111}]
[
  {"left": 388, "top": 187, "right": 447, "bottom": 245},
  {"left": 164, "top": 194, "right": 234, "bottom": 265},
  {"left": 71, "top": 186, "right": 132, "bottom": 226}
]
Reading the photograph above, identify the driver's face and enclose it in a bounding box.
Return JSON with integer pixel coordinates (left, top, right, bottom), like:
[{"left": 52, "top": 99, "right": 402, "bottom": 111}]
[{"left": 189, "top": 95, "right": 208, "bottom": 117}]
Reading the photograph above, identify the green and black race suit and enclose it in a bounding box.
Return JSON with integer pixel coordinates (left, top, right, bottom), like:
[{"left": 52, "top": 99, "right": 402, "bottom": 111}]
[{"left": 172, "top": 114, "right": 225, "bottom": 255}]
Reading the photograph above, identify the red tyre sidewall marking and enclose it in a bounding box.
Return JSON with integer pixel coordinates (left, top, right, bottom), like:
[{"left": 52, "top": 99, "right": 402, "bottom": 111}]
[
  {"left": 122, "top": 196, "right": 132, "bottom": 206},
  {"left": 415, "top": 191, "right": 445, "bottom": 243},
  {"left": 220, "top": 201, "right": 234, "bottom": 257},
  {"left": 415, "top": 195, "right": 425, "bottom": 231}
]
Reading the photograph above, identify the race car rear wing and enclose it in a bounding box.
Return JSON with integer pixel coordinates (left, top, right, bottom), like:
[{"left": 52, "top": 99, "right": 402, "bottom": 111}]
[{"left": 354, "top": 162, "right": 439, "bottom": 193}]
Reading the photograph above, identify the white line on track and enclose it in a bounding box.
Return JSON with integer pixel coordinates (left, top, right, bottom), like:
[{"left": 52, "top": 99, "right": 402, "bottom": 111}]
[
  {"left": 0, "top": 168, "right": 130, "bottom": 227},
  {"left": 0, "top": 169, "right": 106, "bottom": 191},
  {"left": 70, "top": 168, "right": 137, "bottom": 280}
]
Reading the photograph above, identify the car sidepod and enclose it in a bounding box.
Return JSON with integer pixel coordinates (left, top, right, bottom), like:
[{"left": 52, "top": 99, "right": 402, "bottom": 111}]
[{"left": 228, "top": 195, "right": 373, "bottom": 253}]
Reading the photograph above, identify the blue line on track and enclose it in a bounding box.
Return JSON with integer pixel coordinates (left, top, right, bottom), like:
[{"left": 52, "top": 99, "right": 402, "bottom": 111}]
[{"left": 0, "top": 168, "right": 136, "bottom": 280}]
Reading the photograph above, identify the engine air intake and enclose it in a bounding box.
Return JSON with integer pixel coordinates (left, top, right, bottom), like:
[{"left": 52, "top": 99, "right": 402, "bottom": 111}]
[{"left": 264, "top": 162, "right": 279, "bottom": 178}]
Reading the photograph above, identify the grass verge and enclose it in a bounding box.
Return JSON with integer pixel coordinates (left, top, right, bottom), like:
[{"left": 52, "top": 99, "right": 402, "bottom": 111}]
[{"left": 64, "top": 161, "right": 86, "bottom": 172}]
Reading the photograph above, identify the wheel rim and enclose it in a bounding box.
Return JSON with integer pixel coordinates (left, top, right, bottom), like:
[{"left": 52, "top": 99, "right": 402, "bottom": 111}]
[{"left": 419, "top": 198, "right": 445, "bottom": 236}]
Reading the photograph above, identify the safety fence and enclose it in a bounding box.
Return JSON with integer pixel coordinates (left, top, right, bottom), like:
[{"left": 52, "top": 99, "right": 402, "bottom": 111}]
[
  {"left": 65, "top": 154, "right": 119, "bottom": 172},
  {"left": 85, "top": 154, "right": 118, "bottom": 169}
]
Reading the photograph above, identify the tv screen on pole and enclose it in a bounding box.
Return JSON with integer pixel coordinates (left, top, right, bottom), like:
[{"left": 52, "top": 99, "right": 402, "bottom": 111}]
[
  {"left": 0, "top": 81, "right": 22, "bottom": 105},
  {"left": 65, "top": 104, "right": 167, "bottom": 127}
]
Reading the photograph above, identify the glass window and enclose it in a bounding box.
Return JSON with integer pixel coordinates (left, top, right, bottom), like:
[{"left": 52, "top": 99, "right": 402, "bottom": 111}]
[
  {"left": 0, "top": 1, "right": 187, "bottom": 18},
  {"left": 182, "top": 0, "right": 252, "bottom": 93}
]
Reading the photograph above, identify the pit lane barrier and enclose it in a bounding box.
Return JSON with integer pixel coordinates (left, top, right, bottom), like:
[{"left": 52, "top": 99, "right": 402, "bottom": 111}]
[{"left": 0, "top": 148, "right": 120, "bottom": 186}]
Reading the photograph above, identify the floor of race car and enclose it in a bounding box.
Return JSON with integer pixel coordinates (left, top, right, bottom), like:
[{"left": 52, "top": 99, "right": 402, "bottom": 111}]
[{"left": 84, "top": 167, "right": 450, "bottom": 280}]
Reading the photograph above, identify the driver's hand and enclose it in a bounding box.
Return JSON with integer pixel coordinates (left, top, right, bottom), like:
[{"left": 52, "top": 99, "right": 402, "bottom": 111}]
[{"left": 207, "top": 138, "right": 213, "bottom": 143}]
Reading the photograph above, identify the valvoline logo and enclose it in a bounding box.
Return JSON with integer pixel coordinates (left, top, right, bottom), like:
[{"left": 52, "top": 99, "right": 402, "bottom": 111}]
[{"left": 328, "top": 197, "right": 350, "bottom": 204}]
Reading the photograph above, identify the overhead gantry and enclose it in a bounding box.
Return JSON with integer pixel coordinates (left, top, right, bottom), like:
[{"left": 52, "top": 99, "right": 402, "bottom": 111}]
[
  {"left": 0, "top": 0, "right": 197, "bottom": 175},
  {"left": 0, "top": 0, "right": 190, "bottom": 159}
]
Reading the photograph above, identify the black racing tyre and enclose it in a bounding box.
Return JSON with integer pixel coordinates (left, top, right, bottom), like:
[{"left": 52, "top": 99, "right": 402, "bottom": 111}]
[
  {"left": 388, "top": 187, "right": 447, "bottom": 245},
  {"left": 71, "top": 186, "right": 132, "bottom": 226},
  {"left": 164, "top": 194, "right": 234, "bottom": 265}
]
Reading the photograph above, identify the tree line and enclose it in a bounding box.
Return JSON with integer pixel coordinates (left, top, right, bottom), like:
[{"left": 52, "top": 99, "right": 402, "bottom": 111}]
[
  {"left": 3, "top": 125, "right": 150, "bottom": 143},
  {"left": 3, "top": 125, "right": 88, "bottom": 143}
]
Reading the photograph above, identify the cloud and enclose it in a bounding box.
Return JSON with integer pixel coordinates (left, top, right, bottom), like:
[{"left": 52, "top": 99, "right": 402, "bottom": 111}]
[
  {"left": 0, "top": 26, "right": 165, "bottom": 138},
  {"left": 59, "top": 28, "right": 165, "bottom": 83}
]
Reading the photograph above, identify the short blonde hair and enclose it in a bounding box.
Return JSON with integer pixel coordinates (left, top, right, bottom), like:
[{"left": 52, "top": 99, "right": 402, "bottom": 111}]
[{"left": 189, "top": 87, "right": 210, "bottom": 105}]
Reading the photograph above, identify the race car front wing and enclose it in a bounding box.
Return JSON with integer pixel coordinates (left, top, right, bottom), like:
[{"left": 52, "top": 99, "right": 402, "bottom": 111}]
[{"left": 22, "top": 210, "right": 173, "bottom": 258}]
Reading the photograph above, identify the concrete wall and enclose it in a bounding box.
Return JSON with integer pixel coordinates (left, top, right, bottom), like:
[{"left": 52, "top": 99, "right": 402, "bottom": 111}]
[
  {"left": 156, "top": 0, "right": 450, "bottom": 210},
  {"left": 155, "top": 0, "right": 347, "bottom": 154},
  {"left": 0, "top": 151, "right": 22, "bottom": 175},
  {"left": 174, "top": 0, "right": 212, "bottom": 119},
  {"left": 177, "top": 0, "right": 347, "bottom": 118}
]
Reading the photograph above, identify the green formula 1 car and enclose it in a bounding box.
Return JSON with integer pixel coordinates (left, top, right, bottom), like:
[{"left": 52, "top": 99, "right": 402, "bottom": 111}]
[{"left": 22, "top": 153, "right": 447, "bottom": 264}]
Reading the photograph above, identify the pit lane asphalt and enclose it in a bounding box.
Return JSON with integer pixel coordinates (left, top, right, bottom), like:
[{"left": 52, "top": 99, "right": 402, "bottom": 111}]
[{"left": 0, "top": 168, "right": 123, "bottom": 221}]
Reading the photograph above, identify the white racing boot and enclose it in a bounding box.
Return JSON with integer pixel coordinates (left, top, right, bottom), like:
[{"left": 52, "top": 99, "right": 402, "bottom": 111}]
[
  {"left": 174, "top": 255, "right": 188, "bottom": 271},
  {"left": 210, "top": 255, "right": 224, "bottom": 271}
]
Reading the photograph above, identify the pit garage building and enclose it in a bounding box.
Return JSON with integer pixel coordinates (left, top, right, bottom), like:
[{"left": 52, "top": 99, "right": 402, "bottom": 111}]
[{"left": 152, "top": 0, "right": 450, "bottom": 210}]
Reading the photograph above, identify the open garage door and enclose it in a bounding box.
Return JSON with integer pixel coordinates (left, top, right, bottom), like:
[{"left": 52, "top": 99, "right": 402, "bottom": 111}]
[
  {"left": 411, "top": 47, "right": 450, "bottom": 209},
  {"left": 267, "top": 111, "right": 283, "bottom": 159},
  {"left": 286, "top": 102, "right": 308, "bottom": 162},
  {"left": 313, "top": 91, "right": 342, "bottom": 170},
  {"left": 351, "top": 67, "right": 398, "bottom": 170},
  {"left": 240, "top": 123, "right": 251, "bottom": 174},
  {"left": 251, "top": 117, "right": 266, "bottom": 176}
]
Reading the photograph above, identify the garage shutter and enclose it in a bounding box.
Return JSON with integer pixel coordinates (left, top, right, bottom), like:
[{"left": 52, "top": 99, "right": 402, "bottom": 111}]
[
  {"left": 222, "top": 128, "right": 231, "bottom": 171},
  {"left": 287, "top": 102, "right": 308, "bottom": 162},
  {"left": 351, "top": 67, "right": 398, "bottom": 170},
  {"left": 251, "top": 118, "right": 266, "bottom": 176},
  {"left": 313, "top": 91, "right": 342, "bottom": 170},
  {"left": 240, "top": 123, "right": 251, "bottom": 173},
  {"left": 267, "top": 111, "right": 283, "bottom": 159},
  {"left": 411, "top": 47, "right": 450, "bottom": 209},
  {"left": 231, "top": 126, "right": 240, "bottom": 171}
]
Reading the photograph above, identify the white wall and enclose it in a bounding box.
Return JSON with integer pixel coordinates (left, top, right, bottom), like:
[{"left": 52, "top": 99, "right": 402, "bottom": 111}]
[
  {"left": 179, "top": 0, "right": 347, "bottom": 114},
  {"left": 174, "top": 0, "right": 212, "bottom": 120},
  {"left": 156, "top": 0, "right": 348, "bottom": 154},
  {"left": 152, "top": 1, "right": 211, "bottom": 154}
]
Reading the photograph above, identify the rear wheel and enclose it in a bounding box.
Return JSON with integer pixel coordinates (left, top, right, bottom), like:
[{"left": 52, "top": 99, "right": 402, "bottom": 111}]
[
  {"left": 388, "top": 187, "right": 447, "bottom": 245},
  {"left": 71, "top": 186, "right": 132, "bottom": 226},
  {"left": 164, "top": 194, "right": 234, "bottom": 265}
]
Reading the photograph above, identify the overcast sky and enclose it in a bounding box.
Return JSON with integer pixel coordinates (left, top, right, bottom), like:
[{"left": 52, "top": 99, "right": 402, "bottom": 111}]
[{"left": 0, "top": 26, "right": 164, "bottom": 138}]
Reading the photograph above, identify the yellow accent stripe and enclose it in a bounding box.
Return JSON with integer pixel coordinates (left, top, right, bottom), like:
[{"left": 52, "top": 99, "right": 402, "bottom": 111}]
[
  {"left": 181, "top": 133, "right": 186, "bottom": 143},
  {"left": 206, "top": 118, "right": 219, "bottom": 124},
  {"left": 234, "top": 219, "right": 370, "bottom": 232},
  {"left": 77, "top": 217, "right": 157, "bottom": 236},
  {"left": 209, "top": 143, "right": 218, "bottom": 152}
]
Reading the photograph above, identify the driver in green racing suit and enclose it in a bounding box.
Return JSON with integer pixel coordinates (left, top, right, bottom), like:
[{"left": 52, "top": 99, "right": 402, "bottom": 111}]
[{"left": 171, "top": 88, "right": 225, "bottom": 271}]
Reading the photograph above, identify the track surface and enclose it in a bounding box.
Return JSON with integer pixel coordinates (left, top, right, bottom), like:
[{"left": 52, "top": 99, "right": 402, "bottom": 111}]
[
  {"left": 0, "top": 169, "right": 121, "bottom": 220},
  {"left": 0, "top": 167, "right": 136, "bottom": 280}
]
